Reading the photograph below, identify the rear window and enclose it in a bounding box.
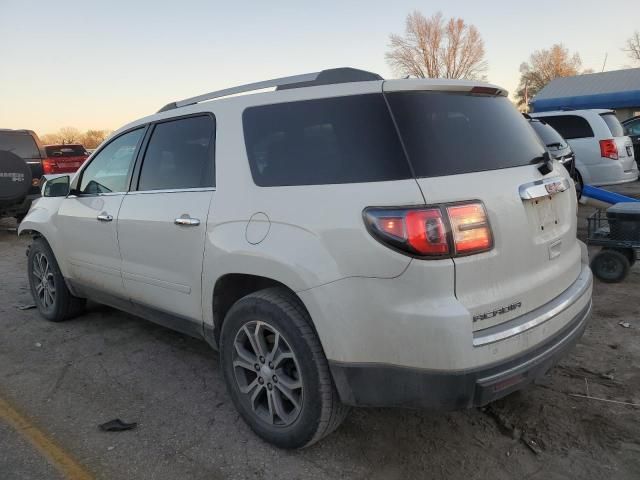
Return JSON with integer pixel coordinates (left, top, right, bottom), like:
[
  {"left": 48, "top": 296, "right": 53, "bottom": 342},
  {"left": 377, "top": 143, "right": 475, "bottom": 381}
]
[
  {"left": 387, "top": 92, "right": 545, "bottom": 178},
  {"left": 536, "top": 115, "right": 594, "bottom": 139},
  {"left": 45, "top": 145, "right": 88, "bottom": 157},
  {"left": 242, "top": 94, "right": 412, "bottom": 186},
  {"left": 0, "top": 132, "right": 40, "bottom": 159},
  {"left": 529, "top": 120, "right": 566, "bottom": 148},
  {"left": 600, "top": 113, "right": 624, "bottom": 137}
]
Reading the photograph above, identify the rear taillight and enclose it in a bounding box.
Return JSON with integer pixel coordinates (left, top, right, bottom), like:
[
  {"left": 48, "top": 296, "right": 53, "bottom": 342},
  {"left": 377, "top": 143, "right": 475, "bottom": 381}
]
[
  {"left": 599, "top": 139, "right": 618, "bottom": 160},
  {"left": 364, "top": 202, "right": 492, "bottom": 258},
  {"left": 42, "top": 158, "right": 57, "bottom": 174}
]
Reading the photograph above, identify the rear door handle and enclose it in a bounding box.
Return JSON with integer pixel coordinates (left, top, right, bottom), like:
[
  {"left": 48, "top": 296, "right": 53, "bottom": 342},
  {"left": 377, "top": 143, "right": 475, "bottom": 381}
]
[
  {"left": 174, "top": 216, "right": 200, "bottom": 226},
  {"left": 97, "top": 213, "right": 113, "bottom": 222}
]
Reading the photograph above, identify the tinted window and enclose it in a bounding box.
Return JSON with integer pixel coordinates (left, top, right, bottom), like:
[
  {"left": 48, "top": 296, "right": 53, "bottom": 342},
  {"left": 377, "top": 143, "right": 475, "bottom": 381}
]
[
  {"left": 0, "top": 132, "right": 40, "bottom": 159},
  {"left": 529, "top": 120, "right": 566, "bottom": 148},
  {"left": 45, "top": 145, "right": 88, "bottom": 157},
  {"left": 624, "top": 119, "right": 640, "bottom": 136},
  {"left": 138, "top": 116, "right": 215, "bottom": 191},
  {"left": 600, "top": 113, "right": 624, "bottom": 137},
  {"left": 243, "top": 94, "right": 411, "bottom": 186},
  {"left": 537, "top": 115, "right": 594, "bottom": 139},
  {"left": 387, "top": 92, "right": 545, "bottom": 178},
  {"left": 79, "top": 128, "right": 143, "bottom": 194}
]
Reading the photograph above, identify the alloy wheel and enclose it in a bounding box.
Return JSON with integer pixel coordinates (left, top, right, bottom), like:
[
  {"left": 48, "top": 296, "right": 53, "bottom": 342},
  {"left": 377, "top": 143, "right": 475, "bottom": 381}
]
[
  {"left": 232, "top": 320, "right": 303, "bottom": 427},
  {"left": 32, "top": 252, "right": 56, "bottom": 309}
]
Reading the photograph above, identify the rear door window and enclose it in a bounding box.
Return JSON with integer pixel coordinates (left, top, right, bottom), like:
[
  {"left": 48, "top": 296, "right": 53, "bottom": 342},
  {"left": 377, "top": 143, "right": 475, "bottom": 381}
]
[
  {"left": 600, "top": 113, "right": 624, "bottom": 137},
  {"left": 242, "top": 94, "right": 412, "bottom": 186},
  {"left": 536, "top": 115, "right": 594, "bottom": 139},
  {"left": 0, "top": 133, "right": 41, "bottom": 159},
  {"left": 137, "top": 115, "right": 215, "bottom": 191},
  {"left": 386, "top": 92, "right": 545, "bottom": 178}
]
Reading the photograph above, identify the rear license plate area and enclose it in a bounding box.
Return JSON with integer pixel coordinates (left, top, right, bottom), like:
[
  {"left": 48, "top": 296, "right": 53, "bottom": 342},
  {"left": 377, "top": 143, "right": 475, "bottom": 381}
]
[{"left": 532, "top": 197, "right": 560, "bottom": 234}]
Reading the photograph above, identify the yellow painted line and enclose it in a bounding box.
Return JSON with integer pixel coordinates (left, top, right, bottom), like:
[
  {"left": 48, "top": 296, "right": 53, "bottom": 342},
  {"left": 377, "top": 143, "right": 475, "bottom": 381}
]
[{"left": 0, "top": 395, "right": 93, "bottom": 480}]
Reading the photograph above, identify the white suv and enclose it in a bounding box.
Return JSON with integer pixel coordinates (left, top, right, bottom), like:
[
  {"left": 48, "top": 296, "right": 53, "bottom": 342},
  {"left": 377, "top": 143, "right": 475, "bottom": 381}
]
[
  {"left": 531, "top": 109, "right": 638, "bottom": 187},
  {"left": 19, "top": 68, "right": 593, "bottom": 449}
]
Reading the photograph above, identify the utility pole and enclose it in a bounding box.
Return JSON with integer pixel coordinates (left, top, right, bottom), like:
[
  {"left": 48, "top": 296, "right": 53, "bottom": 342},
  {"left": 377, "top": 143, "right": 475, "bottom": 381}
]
[{"left": 601, "top": 52, "right": 608, "bottom": 72}]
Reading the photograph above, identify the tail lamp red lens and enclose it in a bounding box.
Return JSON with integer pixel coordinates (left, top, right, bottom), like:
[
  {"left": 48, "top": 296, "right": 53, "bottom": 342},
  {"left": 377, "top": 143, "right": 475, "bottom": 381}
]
[
  {"left": 42, "top": 158, "right": 57, "bottom": 174},
  {"left": 599, "top": 139, "right": 618, "bottom": 160},
  {"left": 364, "top": 202, "right": 492, "bottom": 258}
]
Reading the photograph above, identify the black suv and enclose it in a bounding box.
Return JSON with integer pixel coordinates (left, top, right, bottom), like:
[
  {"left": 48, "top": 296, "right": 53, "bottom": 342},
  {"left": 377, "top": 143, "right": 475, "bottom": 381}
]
[{"left": 0, "top": 129, "right": 46, "bottom": 221}]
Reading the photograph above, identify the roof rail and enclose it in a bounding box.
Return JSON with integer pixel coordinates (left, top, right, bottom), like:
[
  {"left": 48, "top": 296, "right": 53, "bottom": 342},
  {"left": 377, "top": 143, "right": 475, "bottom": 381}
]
[{"left": 157, "top": 67, "right": 382, "bottom": 113}]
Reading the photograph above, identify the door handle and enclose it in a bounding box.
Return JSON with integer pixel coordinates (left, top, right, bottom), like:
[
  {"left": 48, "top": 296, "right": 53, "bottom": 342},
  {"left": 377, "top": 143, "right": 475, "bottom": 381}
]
[
  {"left": 97, "top": 213, "right": 113, "bottom": 222},
  {"left": 174, "top": 216, "right": 200, "bottom": 226}
]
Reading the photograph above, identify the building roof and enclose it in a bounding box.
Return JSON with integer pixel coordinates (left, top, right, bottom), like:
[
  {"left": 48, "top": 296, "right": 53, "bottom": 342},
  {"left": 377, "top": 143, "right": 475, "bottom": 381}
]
[{"left": 531, "top": 68, "right": 640, "bottom": 112}]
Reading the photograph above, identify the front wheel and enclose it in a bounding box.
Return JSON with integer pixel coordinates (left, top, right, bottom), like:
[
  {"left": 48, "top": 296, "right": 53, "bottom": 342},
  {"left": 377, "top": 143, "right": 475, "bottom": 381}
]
[
  {"left": 220, "top": 287, "right": 348, "bottom": 449},
  {"left": 591, "top": 249, "right": 630, "bottom": 283},
  {"left": 27, "top": 238, "right": 86, "bottom": 321}
]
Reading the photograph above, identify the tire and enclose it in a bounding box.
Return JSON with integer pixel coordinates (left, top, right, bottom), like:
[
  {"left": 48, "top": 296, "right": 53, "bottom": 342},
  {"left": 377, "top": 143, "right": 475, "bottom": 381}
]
[
  {"left": 590, "top": 249, "right": 630, "bottom": 283},
  {"left": 220, "top": 287, "right": 349, "bottom": 449},
  {"left": 573, "top": 169, "right": 584, "bottom": 200},
  {"left": 603, "top": 247, "right": 636, "bottom": 267},
  {"left": 27, "top": 237, "right": 86, "bottom": 321}
]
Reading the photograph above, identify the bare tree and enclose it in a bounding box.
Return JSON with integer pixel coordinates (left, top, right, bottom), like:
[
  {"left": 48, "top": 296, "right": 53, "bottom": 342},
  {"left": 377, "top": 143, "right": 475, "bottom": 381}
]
[
  {"left": 81, "top": 129, "right": 111, "bottom": 149},
  {"left": 515, "top": 44, "right": 584, "bottom": 108},
  {"left": 386, "top": 11, "right": 487, "bottom": 80},
  {"left": 57, "top": 126, "right": 82, "bottom": 145},
  {"left": 624, "top": 31, "right": 640, "bottom": 64}
]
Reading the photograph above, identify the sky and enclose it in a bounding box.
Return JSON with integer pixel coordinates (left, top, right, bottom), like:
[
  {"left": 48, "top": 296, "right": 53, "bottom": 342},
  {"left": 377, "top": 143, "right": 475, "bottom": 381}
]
[{"left": 1, "top": 0, "right": 638, "bottom": 135}]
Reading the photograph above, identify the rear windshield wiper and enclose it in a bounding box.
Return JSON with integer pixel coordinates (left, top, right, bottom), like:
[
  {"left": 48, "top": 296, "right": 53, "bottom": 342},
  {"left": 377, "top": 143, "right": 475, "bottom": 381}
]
[{"left": 530, "top": 151, "right": 554, "bottom": 175}]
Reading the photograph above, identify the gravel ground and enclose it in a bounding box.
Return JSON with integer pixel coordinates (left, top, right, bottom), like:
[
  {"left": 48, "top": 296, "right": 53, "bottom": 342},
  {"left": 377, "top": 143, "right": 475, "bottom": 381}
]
[{"left": 0, "top": 184, "right": 639, "bottom": 480}]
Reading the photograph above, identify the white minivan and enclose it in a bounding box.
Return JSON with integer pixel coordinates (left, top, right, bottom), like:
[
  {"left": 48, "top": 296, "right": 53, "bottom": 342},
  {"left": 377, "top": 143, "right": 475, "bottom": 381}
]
[
  {"left": 531, "top": 109, "right": 638, "bottom": 187},
  {"left": 19, "top": 68, "right": 593, "bottom": 448}
]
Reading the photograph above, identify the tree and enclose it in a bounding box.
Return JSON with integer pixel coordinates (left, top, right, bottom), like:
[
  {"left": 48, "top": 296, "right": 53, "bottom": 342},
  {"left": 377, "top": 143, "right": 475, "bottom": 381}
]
[
  {"left": 624, "top": 31, "right": 640, "bottom": 64},
  {"left": 57, "top": 126, "right": 82, "bottom": 145},
  {"left": 515, "top": 44, "right": 584, "bottom": 109},
  {"left": 81, "top": 129, "right": 111, "bottom": 149},
  {"left": 386, "top": 11, "right": 487, "bottom": 80}
]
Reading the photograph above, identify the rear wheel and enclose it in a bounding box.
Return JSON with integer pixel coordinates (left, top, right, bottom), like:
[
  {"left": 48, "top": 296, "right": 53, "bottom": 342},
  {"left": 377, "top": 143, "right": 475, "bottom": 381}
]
[
  {"left": 591, "top": 249, "right": 630, "bottom": 283},
  {"left": 27, "top": 238, "right": 86, "bottom": 321},
  {"left": 603, "top": 247, "right": 636, "bottom": 267},
  {"left": 220, "top": 287, "right": 348, "bottom": 449},
  {"left": 573, "top": 169, "right": 584, "bottom": 200}
]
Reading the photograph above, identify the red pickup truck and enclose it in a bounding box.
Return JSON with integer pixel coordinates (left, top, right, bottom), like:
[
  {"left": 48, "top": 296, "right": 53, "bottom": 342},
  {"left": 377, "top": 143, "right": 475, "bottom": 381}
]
[{"left": 43, "top": 144, "right": 90, "bottom": 173}]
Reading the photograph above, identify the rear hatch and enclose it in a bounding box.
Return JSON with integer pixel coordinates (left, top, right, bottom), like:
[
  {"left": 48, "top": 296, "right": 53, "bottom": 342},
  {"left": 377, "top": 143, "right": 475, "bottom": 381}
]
[
  {"left": 44, "top": 145, "right": 89, "bottom": 173},
  {"left": 384, "top": 83, "right": 582, "bottom": 331},
  {"left": 600, "top": 112, "right": 635, "bottom": 170}
]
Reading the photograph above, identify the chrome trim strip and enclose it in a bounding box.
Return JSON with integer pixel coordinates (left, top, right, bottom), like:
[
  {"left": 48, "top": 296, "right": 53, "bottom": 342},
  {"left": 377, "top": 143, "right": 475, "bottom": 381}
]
[
  {"left": 126, "top": 187, "right": 216, "bottom": 195},
  {"left": 473, "top": 264, "right": 592, "bottom": 347},
  {"left": 478, "top": 300, "right": 592, "bottom": 385},
  {"left": 519, "top": 176, "right": 570, "bottom": 200}
]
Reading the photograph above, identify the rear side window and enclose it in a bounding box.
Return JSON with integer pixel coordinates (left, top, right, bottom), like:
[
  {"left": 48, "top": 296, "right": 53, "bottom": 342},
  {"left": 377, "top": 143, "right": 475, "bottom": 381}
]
[
  {"left": 600, "top": 113, "right": 624, "bottom": 137},
  {"left": 529, "top": 120, "right": 566, "bottom": 148},
  {"left": 387, "top": 92, "right": 545, "bottom": 178},
  {"left": 242, "top": 94, "right": 412, "bottom": 186},
  {"left": 625, "top": 119, "right": 640, "bottom": 136},
  {"left": 0, "top": 133, "right": 40, "bottom": 159},
  {"left": 138, "top": 115, "right": 215, "bottom": 191},
  {"left": 537, "top": 115, "right": 594, "bottom": 139}
]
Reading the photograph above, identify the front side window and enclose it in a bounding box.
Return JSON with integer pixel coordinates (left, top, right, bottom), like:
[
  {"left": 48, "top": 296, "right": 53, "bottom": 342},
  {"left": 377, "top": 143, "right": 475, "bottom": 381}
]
[
  {"left": 137, "top": 115, "right": 215, "bottom": 191},
  {"left": 79, "top": 128, "right": 143, "bottom": 194},
  {"left": 538, "top": 115, "right": 594, "bottom": 140},
  {"left": 243, "top": 94, "right": 412, "bottom": 186}
]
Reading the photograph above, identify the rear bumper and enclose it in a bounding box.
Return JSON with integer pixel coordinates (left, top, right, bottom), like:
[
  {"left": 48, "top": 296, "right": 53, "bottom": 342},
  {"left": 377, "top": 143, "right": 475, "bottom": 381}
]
[{"left": 329, "top": 268, "right": 593, "bottom": 409}]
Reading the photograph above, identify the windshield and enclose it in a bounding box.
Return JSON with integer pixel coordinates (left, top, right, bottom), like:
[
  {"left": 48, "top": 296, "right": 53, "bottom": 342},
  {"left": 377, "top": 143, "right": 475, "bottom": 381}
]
[
  {"left": 529, "top": 120, "right": 567, "bottom": 149},
  {"left": 600, "top": 113, "right": 625, "bottom": 137},
  {"left": 386, "top": 91, "right": 545, "bottom": 177}
]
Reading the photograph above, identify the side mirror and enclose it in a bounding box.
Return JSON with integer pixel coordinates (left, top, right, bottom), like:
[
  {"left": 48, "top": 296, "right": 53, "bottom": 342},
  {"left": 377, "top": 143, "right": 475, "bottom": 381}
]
[{"left": 42, "top": 175, "right": 71, "bottom": 197}]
